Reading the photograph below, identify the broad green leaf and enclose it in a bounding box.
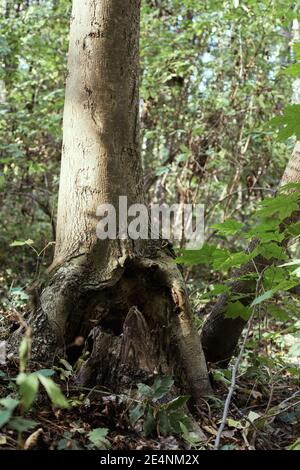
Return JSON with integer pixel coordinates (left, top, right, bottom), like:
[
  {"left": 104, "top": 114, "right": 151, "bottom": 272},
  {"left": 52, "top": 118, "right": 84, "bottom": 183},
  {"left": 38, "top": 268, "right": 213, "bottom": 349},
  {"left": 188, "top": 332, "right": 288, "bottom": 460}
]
[
  {"left": 268, "top": 305, "right": 289, "bottom": 321},
  {"left": 129, "top": 404, "right": 145, "bottom": 425},
  {"left": 164, "top": 395, "right": 189, "bottom": 411},
  {"left": 283, "top": 63, "right": 300, "bottom": 77},
  {"left": 0, "top": 397, "right": 19, "bottom": 412},
  {"left": 59, "top": 359, "right": 73, "bottom": 371},
  {"left": 251, "top": 289, "right": 274, "bottom": 306},
  {"left": 16, "top": 372, "right": 39, "bottom": 411},
  {"left": 8, "top": 417, "right": 37, "bottom": 433},
  {"left": 152, "top": 376, "right": 174, "bottom": 400},
  {"left": 143, "top": 406, "right": 156, "bottom": 436},
  {"left": 34, "top": 369, "right": 55, "bottom": 377},
  {"left": 211, "top": 219, "right": 243, "bottom": 236},
  {"left": 225, "top": 301, "right": 251, "bottom": 320},
  {"left": 254, "top": 242, "right": 286, "bottom": 261},
  {"left": 38, "top": 375, "right": 69, "bottom": 408},
  {"left": 257, "top": 192, "right": 300, "bottom": 221},
  {"left": 157, "top": 409, "right": 172, "bottom": 436},
  {"left": 0, "top": 409, "right": 12, "bottom": 429},
  {"left": 137, "top": 383, "right": 154, "bottom": 399},
  {"left": 269, "top": 105, "right": 300, "bottom": 141},
  {"left": 176, "top": 244, "right": 220, "bottom": 266}
]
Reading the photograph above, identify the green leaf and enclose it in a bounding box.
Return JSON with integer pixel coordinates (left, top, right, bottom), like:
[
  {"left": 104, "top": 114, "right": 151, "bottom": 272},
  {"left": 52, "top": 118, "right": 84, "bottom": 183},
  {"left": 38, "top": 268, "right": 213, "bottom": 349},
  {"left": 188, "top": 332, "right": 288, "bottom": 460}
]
[
  {"left": 8, "top": 417, "right": 37, "bottom": 433},
  {"left": 10, "top": 239, "right": 34, "bottom": 247},
  {"left": 157, "top": 409, "right": 172, "bottom": 436},
  {"left": 137, "top": 383, "right": 154, "bottom": 399},
  {"left": 164, "top": 395, "right": 189, "bottom": 411},
  {"left": 257, "top": 192, "right": 300, "bottom": 221},
  {"left": 269, "top": 105, "right": 300, "bottom": 141},
  {"left": 211, "top": 219, "right": 243, "bottom": 236},
  {"left": 19, "top": 335, "right": 31, "bottom": 373},
  {"left": 227, "top": 418, "right": 244, "bottom": 429},
  {"left": 267, "top": 305, "right": 289, "bottom": 321},
  {"left": 88, "top": 428, "right": 110, "bottom": 450},
  {"left": 176, "top": 244, "right": 218, "bottom": 266},
  {"left": 34, "top": 369, "right": 55, "bottom": 377},
  {"left": 16, "top": 372, "right": 39, "bottom": 411},
  {"left": 254, "top": 242, "right": 286, "bottom": 261},
  {"left": 0, "top": 409, "right": 12, "bottom": 429},
  {"left": 225, "top": 301, "right": 251, "bottom": 320},
  {"left": 251, "top": 279, "right": 299, "bottom": 307},
  {"left": 0, "top": 397, "right": 19, "bottom": 412},
  {"left": 129, "top": 404, "right": 145, "bottom": 425},
  {"left": 206, "top": 284, "right": 230, "bottom": 296},
  {"left": 283, "top": 62, "right": 300, "bottom": 77},
  {"left": 143, "top": 406, "right": 156, "bottom": 436},
  {"left": 152, "top": 376, "right": 174, "bottom": 400},
  {"left": 59, "top": 359, "right": 73, "bottom": 371},
  {"left": 251, "top": 289, "right": 274, "bottom": 306},
  {"left": 38, "top": 375, "right": 69, "bottom": 408}
]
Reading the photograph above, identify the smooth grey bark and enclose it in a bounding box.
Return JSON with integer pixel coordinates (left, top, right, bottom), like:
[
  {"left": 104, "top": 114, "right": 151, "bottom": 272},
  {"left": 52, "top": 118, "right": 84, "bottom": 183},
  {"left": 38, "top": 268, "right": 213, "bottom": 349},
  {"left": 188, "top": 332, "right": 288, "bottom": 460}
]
[{"left": 9, "top": 0, "right": 212, "bottom": 403}]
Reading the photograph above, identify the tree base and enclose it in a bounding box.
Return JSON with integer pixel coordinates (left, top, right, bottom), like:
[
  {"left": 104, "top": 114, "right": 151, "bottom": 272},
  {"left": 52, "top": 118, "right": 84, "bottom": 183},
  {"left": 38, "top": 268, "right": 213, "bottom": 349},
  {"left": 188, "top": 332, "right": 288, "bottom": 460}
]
[{"left": 8, "top": 249, "right": 212, "bottom": 404}]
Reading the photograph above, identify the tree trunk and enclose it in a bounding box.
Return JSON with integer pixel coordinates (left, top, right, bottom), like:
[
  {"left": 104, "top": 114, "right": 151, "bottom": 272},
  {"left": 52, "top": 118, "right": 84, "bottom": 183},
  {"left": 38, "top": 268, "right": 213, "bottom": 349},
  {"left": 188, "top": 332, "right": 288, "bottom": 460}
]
[
  {"left": 200, "top": 142, "right": 300, "bottom": 365},
  {"left": 9, "top": 0, "right": 212, "bottom": 402}
]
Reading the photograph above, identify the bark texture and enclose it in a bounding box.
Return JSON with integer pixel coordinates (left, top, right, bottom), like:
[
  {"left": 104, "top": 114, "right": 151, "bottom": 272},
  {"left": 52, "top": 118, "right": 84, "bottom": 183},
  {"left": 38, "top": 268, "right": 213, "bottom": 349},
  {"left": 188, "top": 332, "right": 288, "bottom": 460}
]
[
  {"left": 9, "top": 0, "right": 212, "bottom": 403},
  {"left": 200, "top": 142, "right": 300, "bottom": 365}
]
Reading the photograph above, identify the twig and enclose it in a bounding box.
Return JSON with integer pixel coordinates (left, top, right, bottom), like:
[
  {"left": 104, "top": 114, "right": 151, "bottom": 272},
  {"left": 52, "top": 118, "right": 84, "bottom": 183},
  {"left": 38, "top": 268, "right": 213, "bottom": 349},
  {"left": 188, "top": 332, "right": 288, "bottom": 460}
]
[
  {"left": 214, "top": 265, "right": 265, "bottom": 449},
  {"left": 213, "top": 310, "right": 255, "bottom": 449}
]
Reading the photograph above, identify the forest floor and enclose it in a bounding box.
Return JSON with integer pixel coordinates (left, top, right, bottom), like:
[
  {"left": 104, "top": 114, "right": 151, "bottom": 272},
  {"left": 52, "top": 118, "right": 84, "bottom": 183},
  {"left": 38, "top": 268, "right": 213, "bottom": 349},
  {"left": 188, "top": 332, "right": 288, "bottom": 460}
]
[{"left": 0, "top": 306, "right": 299, "bottom": 451}]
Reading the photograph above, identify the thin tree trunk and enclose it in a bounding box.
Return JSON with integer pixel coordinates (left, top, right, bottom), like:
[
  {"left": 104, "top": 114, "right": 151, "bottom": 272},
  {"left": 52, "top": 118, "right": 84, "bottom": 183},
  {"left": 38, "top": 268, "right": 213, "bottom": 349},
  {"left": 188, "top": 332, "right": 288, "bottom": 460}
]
[
  {"left": 9, "top": 0, "right": 212, "bottom": 402},
  {"left": 201, "top": 142, "right": 300, "bottom": 365}
]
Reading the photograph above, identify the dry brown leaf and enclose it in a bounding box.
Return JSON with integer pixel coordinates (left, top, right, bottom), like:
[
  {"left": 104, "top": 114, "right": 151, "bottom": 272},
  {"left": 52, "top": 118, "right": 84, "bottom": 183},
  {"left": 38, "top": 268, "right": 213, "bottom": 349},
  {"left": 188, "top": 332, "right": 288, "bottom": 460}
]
[{"left": 24, "top": 428, "right": 43, "bottom": 450}]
